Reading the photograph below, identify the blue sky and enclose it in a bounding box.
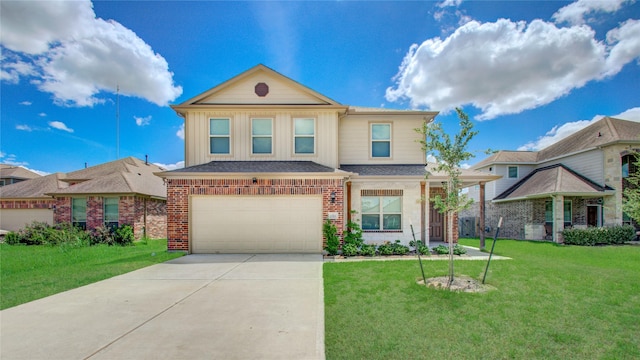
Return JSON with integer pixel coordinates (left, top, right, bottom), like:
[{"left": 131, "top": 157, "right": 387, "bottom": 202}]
[{"left": 1, "top": 0, "right": 639, "bottom": 174}]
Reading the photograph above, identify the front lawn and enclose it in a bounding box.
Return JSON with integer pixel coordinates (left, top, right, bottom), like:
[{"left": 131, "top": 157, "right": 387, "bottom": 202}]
[
  {"left": 0, "top": 240, "right": 184, "bottom": 310},
  {"left": 324, "top": 239, "right": 640, "bottom": 359}
]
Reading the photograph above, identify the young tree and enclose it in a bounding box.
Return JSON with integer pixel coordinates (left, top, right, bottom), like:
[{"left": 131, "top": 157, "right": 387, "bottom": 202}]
[
  {"left": 416, "top": 108, "right": 477, "bottom": 286},
  {"left": 623, "top": 152, "right": 640, "bottom": 224}
]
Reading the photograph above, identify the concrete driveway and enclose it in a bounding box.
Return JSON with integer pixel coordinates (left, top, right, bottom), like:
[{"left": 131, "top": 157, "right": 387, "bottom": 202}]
[{"left": 0, "top": 254, "right": 325, "bottom": 360}]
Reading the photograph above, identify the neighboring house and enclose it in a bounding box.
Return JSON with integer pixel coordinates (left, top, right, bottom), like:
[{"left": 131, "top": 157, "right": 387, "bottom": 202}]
[
  {"left": 0, "top": 164, "right": 41, "bottom": 186},
  {"left": 0, "top": 173, "right": 65, "bottom": 231},
  {"left": 465, "top": 117, "right": 640, "bottom": 242},
  {"left": 157, "top": 64, "right": 499, "bottom": 254},
  {"left": 0, "top": 157, "right": 167, "bottom": 239}
]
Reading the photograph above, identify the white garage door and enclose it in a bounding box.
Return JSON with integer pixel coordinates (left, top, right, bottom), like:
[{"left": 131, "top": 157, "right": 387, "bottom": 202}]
[
  {"left": 0, "top": 209, "right": 53, "bottom": 232},
  {"left": 191, "top": 195, "right": 323, "bottom": 253}
]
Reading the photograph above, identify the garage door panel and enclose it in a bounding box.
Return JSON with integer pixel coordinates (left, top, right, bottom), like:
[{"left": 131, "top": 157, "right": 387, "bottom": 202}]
[
  {"left": 0, "top": 209, "right": 53, "bottom": 232},
  {"left": 191, "top": 196, "right": 323, "bottom": 254}
]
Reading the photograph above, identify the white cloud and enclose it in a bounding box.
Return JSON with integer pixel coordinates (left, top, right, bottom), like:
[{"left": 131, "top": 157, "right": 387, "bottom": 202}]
[
  {"left": 153, "top": 160, "right": 184, "bottom": 171},
  {"left": 386, "top": 18, "right": 640, "bottom": 120},
  {"left": 0, "top": 54, "right": 37, "bottom": 84},
  {"left": 0, "top": 0, "right": 182, "bottom": 107},
  {"left": 176, "top": 123, "right": 185, "bottom": 140},
  {"left": 19, "top": 101, "right": 32, "bottom": 106},
  {"left": 518, "top": 107, "right": 640, "bottom": 151},
  {"left": 48, "top": 121, "right": 74, "bottom": 133},
  {"left": 15, "top": 124, "right": 32, "bottom": 131},
  {"left": 134, "top": 115, "right": 151, "bottom": 126},
  {"left": 553, "top": 0, "right": 632, "bottom": 25},
  {"left": 38, "top": 112, "right": 46, "bottom": 117}
]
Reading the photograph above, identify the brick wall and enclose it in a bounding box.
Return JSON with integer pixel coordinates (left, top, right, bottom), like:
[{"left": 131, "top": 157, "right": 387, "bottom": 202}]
[
  {"left": 165, "top": 178, "right": 344, "bottom": 252},
  {"left": 51, "top": 195, "right": 167, "bottom": 240},
  {"left": 0, "top": 199, "right": 55, "bottom": 209}
]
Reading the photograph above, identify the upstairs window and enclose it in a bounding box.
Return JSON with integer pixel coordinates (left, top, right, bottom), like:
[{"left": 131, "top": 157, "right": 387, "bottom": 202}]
[
  {"left": 508, "top": 166, "right": 518, "bottom": 178},
  {"left": 72, "top": 197, "right": 87, "bottom": 230},
  {"left": 371, "top": 123, "right": 391, "bottom": 158},
  {"left": 252, "top": 118, "right": 273, "bottom": 154},
  {"left": 210, "top": 118, "right": 230, "bottom": 154},
  {"left": 104, "top": 197, "right": 119, "bottom": 229},
  {"left": 294, "top": 118, "right": 315, "bottom": 154}
]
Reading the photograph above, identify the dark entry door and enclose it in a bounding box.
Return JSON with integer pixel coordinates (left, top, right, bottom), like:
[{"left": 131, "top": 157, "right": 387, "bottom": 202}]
[
  {"left": 587, "top": 206, "right": 598, "bottom": 227},
  {"left": 429, "top": 203, "right": 444, "bottom": 241}
]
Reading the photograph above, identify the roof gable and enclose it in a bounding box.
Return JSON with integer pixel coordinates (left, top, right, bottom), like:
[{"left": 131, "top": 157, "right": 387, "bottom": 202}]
[
  {"left": 0, "top": 173, "right": 67, "bottom": 198},
  {"left": 174, "top": 64, "right": 343, "bottom": 109}
]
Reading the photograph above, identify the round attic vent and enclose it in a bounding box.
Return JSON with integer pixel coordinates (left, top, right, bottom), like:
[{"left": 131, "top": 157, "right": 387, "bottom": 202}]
[{"left": 255, "top": 82, "right": 269, "bottom": 97}]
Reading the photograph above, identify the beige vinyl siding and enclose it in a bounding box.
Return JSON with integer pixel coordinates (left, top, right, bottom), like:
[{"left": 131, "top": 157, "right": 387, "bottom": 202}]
[
  {"left": 198, "top": 73, "right": 325, "bottom": 105},
  {"left": 185, "top": 110, "right": 339, "bottom": 168},
  {"left": 492, "top": 164, "right": 536, "bottom": 197},
  {"left": 339, "top": 116, "right": 425, "bottom": 164},
  {"left": 539, "top": 149, "right": 604, "bottom": 186}
]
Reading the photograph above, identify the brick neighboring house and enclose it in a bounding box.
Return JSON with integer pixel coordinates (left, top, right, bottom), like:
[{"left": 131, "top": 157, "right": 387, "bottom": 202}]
[
  {"left": 464, "top": 117, "right": 640, "bottom": 242},
  {"left": 0, "top": 164, "right": 42, "bottom": 186},
  {"left": 0, "top": 157, "right": 167, "bottom": 239},
  {"left": 157, "top": 64, "right": 499, "bottom": 253}
]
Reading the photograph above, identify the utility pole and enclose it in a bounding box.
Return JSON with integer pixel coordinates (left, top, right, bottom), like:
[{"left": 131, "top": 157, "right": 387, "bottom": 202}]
[{"left": 116, "top": 84, "right": 120, "bottom": 159}]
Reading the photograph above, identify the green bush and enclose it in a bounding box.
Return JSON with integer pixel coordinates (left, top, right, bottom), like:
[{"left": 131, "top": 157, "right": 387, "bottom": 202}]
[
  {"left": 113, "top": 224, "right": 134, "bottom": 246},
  {"left": 91, "top": 225, "right": 115, "bottom": 245},
  {"left": 410, "top": 240, "right": 430, "bottom": 255},
  {"left": 323, "top": 220, "right": 340, "bottom": 256},
  {"left": 377, "top": 242, "right": 394, "bottom": 255},
  {"left": 360, "top": 243, "right": 376, "bottom": 256},
  {"left": 391, "top": 240, "right": 409, "bottom": 255},
  {"left": 4, "top": 231, "right": 21, "bottom": 245},
  {"left": 342, "top": 243, "right": 359, "bottom": 257},
  {"left": 434, "top": 244, "right": 449, "bottom": 254},
  {"left": 563, "top": 225, "right": 635, "bottom": 246},
  {"left": 454, "top": 244, "right": 467, "bottom": 255}
]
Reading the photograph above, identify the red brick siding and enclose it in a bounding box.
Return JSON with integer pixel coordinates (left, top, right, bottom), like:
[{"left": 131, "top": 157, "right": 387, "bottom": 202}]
[
  {"left": 50, "top": 195, "right": 166, "bottom": 240},
  {"left": 0, "top": 199, "right": 55, "bottom": 209},
  {"left": 165, "top": 178, "right": 345, "bottom": 252}
]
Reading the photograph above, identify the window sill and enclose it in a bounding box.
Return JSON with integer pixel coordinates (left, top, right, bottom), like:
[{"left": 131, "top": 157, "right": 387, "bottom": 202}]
[{"left": 363, "top": 230, "right": 403, "bottom": 233}]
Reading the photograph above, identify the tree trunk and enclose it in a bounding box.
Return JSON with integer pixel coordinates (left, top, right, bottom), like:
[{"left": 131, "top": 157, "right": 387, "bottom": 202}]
[{"left": 448, "top": 210, "right": 454, "bottom": 286}]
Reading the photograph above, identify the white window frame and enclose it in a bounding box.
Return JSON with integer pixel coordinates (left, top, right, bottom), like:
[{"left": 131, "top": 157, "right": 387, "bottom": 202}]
[
  {"left": 361, "top": 196, "right": 402, "bottom": 231},
  {"left": 293, "top": 118, "right": 316, "bottom": 155},
  {"left": 103, "top": 197, "right": 119, "bottom": 228},
  {"left": 209, "top": 118, "right": 231, "bottom": 155},
  {"left": 251, "top": 118, "right": 273, "bottom": 155},
  {"left": 508, "top": 166, "right": 518, "bottom": 179},
  {"left": 370, "top": 123, "right": 392, "bottom": 159}
]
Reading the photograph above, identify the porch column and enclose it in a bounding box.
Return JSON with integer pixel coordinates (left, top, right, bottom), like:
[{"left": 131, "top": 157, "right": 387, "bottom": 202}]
[
  {"left": 479, "top": 181, "right": 486, "bottom": 250},
  {"left": 553, "top": 195, "right": 565, "bottom": 243},
  {"left": 420, "top": 181, "right": 426, "bottom": 243},
  {"left": 346, "top": 181, "right": 352, "bottom": 218}
]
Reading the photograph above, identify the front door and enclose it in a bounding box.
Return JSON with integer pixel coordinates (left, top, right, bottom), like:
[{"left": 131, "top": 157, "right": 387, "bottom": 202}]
[
  {"left": 429, "top": 203, "right": 444, "bottom": 241},
  {"left": 587, "top": 205, "right": 601, "bottom": 227}
]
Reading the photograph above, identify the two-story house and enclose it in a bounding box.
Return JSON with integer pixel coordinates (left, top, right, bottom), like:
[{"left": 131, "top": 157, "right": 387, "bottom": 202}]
[
  {"left": 0, "top": 164, "right": 41, "bottom": 186},
  {"left": 158, "top": 65, "right": 499, "bottom": 254},
  {"left": 465, "top": 117, "right": 640, "bottom": 242}
]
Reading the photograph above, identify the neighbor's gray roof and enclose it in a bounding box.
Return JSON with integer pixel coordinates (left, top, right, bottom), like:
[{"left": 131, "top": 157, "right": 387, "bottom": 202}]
[
  {"left": 339, "top": 164, "right": 428, "bottom": 176},
  {"left": 473, "top": 117, "right": 640, "bottom": 169},
  {"left": 48, "top": 157, "right": 166, "bottom": 198},
  {"left": 0, "top": 164, "right": 42, "bottom": 180},
  {"left": 0, "top": 173, "right": 67, "bottom": 199},
  {"left": 168, "top": 161, "right": 338, "bottom": 173},
  {"left": 494, "top": 164, "right": 614, "bottom": 201}
]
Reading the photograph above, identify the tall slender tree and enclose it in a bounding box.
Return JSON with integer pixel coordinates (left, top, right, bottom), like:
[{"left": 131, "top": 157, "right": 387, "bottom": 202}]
[
  {"left": 623, "top": 152, "right": 640, "bottom": 223},
  {"left": 416, "top": 108, "right": 477, "bottom": 286}
]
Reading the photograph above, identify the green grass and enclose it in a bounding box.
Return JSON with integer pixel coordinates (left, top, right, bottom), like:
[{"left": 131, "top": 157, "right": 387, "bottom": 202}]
[
  {"left": 0, "top": 240, "right": 184, "bottom": 310},
  {"left": 324, "top": 239, "right": 640, "bottom": 359}
]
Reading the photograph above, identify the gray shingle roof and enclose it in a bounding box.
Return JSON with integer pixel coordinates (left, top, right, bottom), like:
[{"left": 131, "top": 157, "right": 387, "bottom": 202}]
[
  {"left": 494, "top": 164, "right": 614, "bottom": 201},
  {"left": 0, "top": 173, "right": 67, "bottom": 198},
  {"left": 169, "top": 161, "right": 338, "bottom": 173},
  {"left": 339, "top": 164, "right": 427, "bottom": 176},
  {"left": 0, "top": 165, "right": 42, "bottom": 180}
]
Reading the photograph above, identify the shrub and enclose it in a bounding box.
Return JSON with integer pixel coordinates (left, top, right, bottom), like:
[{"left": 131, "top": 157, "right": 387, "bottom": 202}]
[
  {"left": 434, "top": 244, "right": 449, "bottom": 255},
  {"left": 360, "top": 243, "right": 376, "bottom": 256},
  {"left": 454, "top": 244, "right": 467, "bottom": 255},
  {"left": 410, "top": 240, "right": 430, "bottom": 255},
  {"left": 113, "top": 224, "right": 134, "bottom": 246},
  {"left": 390, "top": 240, "right": 409, "bottom": 255},
  {"left": 563, "top": 225, "right": 635, "bottom": 246},
  {"left": 91, "top": 225, "right": 115, "bottom": 245},
  {"left": 4, "top": 231, "right": 21, "bottom": 245},
  {"left": 377, "top": 242, "right": 394, "bottom": 255},
  {"left": 342, "top": 243, "right": 359, "bottom": 257},
  {"left": 323, "top": 220, "right": 340, "bottom": 256},
  {"left": 49, "top": 223, "right": 90, "bottom": 247}
]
